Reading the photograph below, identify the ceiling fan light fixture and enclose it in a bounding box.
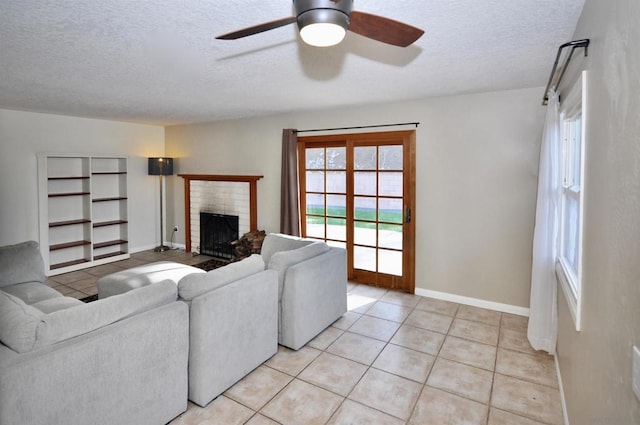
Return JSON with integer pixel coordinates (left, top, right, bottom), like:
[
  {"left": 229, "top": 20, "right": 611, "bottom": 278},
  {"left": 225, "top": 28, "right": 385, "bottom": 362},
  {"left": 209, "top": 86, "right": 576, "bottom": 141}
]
[
  {"left": 297, "top": 8, "right": 349, "bottom": 47},
  {"left": 300, "top": 22, "right": 346, "bottom": 47}
]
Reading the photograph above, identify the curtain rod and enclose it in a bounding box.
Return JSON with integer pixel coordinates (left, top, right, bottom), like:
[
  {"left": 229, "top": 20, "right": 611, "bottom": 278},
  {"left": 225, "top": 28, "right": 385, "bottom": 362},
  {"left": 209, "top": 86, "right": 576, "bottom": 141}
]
[
  {"left": 295, "top": 122, "right": 419, "bottom": 134},
  {"left": 542, "top": 39, "right": 590, "bottom": 105}
]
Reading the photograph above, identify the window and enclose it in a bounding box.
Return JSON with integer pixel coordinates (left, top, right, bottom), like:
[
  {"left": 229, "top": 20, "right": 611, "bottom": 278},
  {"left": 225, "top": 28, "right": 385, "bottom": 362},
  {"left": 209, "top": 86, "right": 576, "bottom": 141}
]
[{"left": 557, "top": 71, "right": 586, "bottom": 331}]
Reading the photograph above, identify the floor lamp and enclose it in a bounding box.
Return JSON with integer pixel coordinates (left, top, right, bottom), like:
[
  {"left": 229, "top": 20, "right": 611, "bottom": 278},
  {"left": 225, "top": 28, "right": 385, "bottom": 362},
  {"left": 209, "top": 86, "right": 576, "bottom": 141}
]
[{"left": 148, "top": 157, "right": 174, "bottom": 252}]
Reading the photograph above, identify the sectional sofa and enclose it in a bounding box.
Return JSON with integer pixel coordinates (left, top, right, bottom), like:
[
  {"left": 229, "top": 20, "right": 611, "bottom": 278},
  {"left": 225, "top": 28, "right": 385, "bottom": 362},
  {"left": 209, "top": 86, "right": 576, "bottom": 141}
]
[
  {"left": 0, "top": 241, "right": 190, "bottom": 425},
  {"left": 0, "top": 234, "right": 347, "bottom": 424}
]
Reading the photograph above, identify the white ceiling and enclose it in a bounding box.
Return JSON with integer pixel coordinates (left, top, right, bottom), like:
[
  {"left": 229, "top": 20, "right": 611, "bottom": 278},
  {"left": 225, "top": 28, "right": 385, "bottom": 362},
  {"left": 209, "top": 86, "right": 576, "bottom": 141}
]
[{"left": 0, "top": 0, "right": 585, "bottom": 126}]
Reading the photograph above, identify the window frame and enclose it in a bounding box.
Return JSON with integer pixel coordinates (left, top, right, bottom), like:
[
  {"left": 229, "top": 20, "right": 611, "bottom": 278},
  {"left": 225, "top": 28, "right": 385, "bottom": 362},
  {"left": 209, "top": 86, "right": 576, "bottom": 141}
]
[{"left": 557, "top": 70, "right": 587, "bottom": 331}]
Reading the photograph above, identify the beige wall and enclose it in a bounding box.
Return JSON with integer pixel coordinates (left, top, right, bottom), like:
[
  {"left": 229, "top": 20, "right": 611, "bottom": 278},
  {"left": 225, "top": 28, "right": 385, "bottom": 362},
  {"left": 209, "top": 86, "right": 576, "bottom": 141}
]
[
  {"left": 0, "top": 109, "right": 165, "bottom": 251},
  {"left": 166, "top": 87, "right": 544, "bottom": 308},
  {"left": 556, "top": 0, "right": 640, "bottom": 423}
]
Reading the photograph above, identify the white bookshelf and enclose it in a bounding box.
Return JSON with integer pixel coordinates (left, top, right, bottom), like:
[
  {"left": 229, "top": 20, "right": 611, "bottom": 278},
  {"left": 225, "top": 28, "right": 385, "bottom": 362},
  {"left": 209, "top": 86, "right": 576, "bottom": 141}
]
[{"left": 38, "top": 154, "right": 130, "bottom": 275}]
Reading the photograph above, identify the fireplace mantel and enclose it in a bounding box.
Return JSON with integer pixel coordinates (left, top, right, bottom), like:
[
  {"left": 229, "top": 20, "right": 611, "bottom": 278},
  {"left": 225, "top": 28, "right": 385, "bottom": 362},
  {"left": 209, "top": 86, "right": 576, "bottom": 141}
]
[
  {"left": 178, "top": 174, "right": 263, "bottom": 252},
  {"left": 179, "top": 174, "right": 263, "bottom": 183}
]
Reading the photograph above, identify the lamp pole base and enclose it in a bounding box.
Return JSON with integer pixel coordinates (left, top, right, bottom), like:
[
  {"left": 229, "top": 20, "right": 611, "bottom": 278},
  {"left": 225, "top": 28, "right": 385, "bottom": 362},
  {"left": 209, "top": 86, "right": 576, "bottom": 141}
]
[{"left": 153, "top": 245, "right": 171, "bottom": 252}]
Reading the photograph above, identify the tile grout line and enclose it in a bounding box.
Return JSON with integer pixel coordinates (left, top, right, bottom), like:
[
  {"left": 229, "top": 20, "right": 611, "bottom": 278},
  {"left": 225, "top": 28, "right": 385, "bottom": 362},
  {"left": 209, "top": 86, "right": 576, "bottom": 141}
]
[{"left": 485, "top": 313, "right": 503, "bottom": 424}]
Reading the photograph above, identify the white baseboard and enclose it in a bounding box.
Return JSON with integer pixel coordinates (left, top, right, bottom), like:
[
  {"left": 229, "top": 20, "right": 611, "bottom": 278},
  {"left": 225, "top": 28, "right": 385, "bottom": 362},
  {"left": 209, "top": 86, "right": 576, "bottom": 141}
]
[
  {"left": 130, "top": 243, "right": 186, "bottom": 253},
  {"left": 130, "top": 244, "right": 157, "bottom": 253},
  {"left": 554, "top": 354, "right": 570, "bottom": 425},
  {"left": 415, "top": 288, "right": 530, "bottom": 317}
]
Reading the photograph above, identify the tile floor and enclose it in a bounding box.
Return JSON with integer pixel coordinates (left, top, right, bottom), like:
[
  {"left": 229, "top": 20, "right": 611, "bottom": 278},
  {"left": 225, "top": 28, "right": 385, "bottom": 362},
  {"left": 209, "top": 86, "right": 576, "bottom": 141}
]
[{"left": 47, "top": 249, "right": 564, "bottom": 425}]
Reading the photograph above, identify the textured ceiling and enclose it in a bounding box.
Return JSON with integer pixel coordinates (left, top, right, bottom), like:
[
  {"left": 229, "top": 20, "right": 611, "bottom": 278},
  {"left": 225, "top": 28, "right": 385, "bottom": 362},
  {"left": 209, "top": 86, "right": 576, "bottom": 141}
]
[{"left": 0, "top": 0, "right": 585, "bottom": 125}]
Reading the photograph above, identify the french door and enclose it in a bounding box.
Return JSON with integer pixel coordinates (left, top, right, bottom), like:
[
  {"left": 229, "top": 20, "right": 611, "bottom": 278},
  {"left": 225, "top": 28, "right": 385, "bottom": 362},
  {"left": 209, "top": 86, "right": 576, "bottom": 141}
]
[{"left": 298, "top": 130, "right": 416, "bottom": 292}]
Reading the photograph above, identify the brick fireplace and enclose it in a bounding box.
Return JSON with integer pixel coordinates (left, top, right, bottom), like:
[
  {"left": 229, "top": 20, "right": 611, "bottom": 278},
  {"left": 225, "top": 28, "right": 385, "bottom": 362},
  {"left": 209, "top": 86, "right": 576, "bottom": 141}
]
[{"left": 178, "top": 174, "right": 263, "bottom": 253}]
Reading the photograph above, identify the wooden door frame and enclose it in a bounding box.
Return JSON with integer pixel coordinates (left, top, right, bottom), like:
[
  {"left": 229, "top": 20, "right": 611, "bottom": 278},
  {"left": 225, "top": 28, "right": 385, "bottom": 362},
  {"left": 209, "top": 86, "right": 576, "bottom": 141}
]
[{"left": 297, "top": 130, "right": 416, "bottom": 293}]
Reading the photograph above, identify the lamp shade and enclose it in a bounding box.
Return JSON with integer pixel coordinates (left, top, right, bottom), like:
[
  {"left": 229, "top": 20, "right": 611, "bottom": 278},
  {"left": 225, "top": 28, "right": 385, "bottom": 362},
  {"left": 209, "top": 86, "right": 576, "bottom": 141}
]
[{"left": 148, "top": 157, "right": 174, "bottom": 176}]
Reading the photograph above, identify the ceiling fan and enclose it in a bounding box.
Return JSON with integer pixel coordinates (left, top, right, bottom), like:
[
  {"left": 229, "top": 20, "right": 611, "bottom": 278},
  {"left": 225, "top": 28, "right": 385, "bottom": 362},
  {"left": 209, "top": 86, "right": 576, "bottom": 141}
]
[{"left": 216, "top": 0, "right": 425, "bottom": 48}]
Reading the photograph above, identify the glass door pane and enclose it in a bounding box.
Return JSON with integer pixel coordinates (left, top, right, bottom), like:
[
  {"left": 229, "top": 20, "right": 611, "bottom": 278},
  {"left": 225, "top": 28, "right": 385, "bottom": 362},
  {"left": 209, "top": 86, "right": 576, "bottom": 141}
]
[
  {"left": 352, "top": 144, "right": 403, "bottom": 279},
  {"left": 302, "top": 145, "right": 346, "bottom": 246}
]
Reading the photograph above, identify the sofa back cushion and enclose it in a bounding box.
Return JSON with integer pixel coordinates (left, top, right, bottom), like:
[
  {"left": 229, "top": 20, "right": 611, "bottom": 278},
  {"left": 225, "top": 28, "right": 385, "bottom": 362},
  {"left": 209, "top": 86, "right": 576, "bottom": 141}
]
[
  {"left": 178, "top": 254, "right": 265, "bottom": 301},
  {"left": 260, "top": 233, "right": 315, "bottom": 266},
  {"left": 0, "top": 241, "right": 45, "bottom": 288},
  {"left": 34, "top": 280, "right": 178, "bottom": 349},
  {"left": 267, "top": 242, "right": 330, "bottom": 299},
  {"left": 0, "top": 291, "right": 44, "bottom": 353},
  {"left": 0, "top": 280, "right": 177, "bottom": 353}
]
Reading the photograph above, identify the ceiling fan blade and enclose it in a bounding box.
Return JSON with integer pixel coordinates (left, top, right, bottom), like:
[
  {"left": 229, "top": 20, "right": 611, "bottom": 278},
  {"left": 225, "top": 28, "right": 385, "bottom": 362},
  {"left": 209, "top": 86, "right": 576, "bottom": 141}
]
[
  {"left": 216, "top": 16, "right": 297, "bottom": 40},
  {"left": 348, "top": 11, "right": 424, "bottom": 47}
]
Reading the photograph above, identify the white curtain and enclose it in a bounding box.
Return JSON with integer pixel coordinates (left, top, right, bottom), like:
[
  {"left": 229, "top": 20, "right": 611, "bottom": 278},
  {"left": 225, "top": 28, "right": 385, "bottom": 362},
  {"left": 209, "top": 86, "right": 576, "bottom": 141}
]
[{"left": 528, "top": 90, "right": 561, "bottom": 354}]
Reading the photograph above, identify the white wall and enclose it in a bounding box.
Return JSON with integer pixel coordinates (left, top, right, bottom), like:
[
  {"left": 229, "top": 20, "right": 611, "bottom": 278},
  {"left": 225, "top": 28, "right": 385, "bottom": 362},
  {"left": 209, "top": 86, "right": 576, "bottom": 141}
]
[
  {"left": 0, "top": 109, "right": 165, "bottom": 251},
  {"left": 166, "top": 87, "right": 544, "bottom": 308},
  {"left": 555, "top": 0, "right": 640, "bottom": 423}
]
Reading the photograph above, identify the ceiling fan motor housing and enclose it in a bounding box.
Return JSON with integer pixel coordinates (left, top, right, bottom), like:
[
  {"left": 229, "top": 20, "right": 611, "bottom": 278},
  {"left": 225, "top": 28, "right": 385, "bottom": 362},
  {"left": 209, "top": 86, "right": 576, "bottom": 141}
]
[{"left": 294, "top": 0, "right": 353, "bottom": 30}]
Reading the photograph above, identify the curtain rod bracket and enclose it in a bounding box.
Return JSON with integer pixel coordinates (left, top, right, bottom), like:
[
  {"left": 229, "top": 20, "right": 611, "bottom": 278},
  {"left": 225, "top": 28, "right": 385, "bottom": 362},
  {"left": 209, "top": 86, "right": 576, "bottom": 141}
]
[{"left": 542, "top": 39, "right": 590, "bottom": 105}]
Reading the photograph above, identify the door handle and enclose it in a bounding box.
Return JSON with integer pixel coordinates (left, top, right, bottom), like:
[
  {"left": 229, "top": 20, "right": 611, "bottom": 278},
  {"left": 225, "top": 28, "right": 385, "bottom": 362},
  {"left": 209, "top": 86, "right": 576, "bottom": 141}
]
[{"left": 405, "top": 206, "right": 411, "bottom": 223}]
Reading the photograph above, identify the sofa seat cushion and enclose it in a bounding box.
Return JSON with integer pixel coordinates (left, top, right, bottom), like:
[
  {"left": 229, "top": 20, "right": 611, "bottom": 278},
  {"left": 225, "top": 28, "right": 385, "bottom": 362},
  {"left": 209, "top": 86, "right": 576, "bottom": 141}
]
[
  {"left": 0, "top": 241, "right": 45, "bottom": 288},
  {"left": 98, "top": 261, "right": 205, "bottom": 298},
  {"left": 31, "top": 296, "right": 84, "bottom": 314},
  {"left": 0, "top": 291, "right": 44, "bottom": 353},
  {"left": 178, "top": 254, "right": 265, "bottom": 301},
  {"left": 267, "top": 242, "right": 330, "bottom": 300},
  {"left": 260, "top": 233, "right": 315, "bottom": 265},
  {"left": 1, "top": 282, "right": 62, "bottom": 305}
]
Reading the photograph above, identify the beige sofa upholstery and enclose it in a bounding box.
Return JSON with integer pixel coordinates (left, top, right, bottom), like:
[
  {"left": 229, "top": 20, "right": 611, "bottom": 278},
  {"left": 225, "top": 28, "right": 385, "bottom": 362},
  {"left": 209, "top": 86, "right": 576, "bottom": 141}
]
[
  {"left": 261, "top": 233, "right": 348, "bottom": 350},
  {"left": 96, "top": 253, "right": 279, "bottom": 408},
  {"left": 178, "top": 254, "right": 278, "bottom": 406},
  {"left": 97, "top": 261, "right": 205, "bottom": 299},
  {"left": 0, "top": 241, "right": 189, "bottom": 425}
]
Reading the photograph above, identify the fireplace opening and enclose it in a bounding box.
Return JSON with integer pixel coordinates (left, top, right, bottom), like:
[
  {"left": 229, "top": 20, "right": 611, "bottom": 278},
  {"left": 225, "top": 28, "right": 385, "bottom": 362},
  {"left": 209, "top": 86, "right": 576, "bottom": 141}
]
[{"left": 199, "top": 212, "right": 239, "bottom": 260}]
